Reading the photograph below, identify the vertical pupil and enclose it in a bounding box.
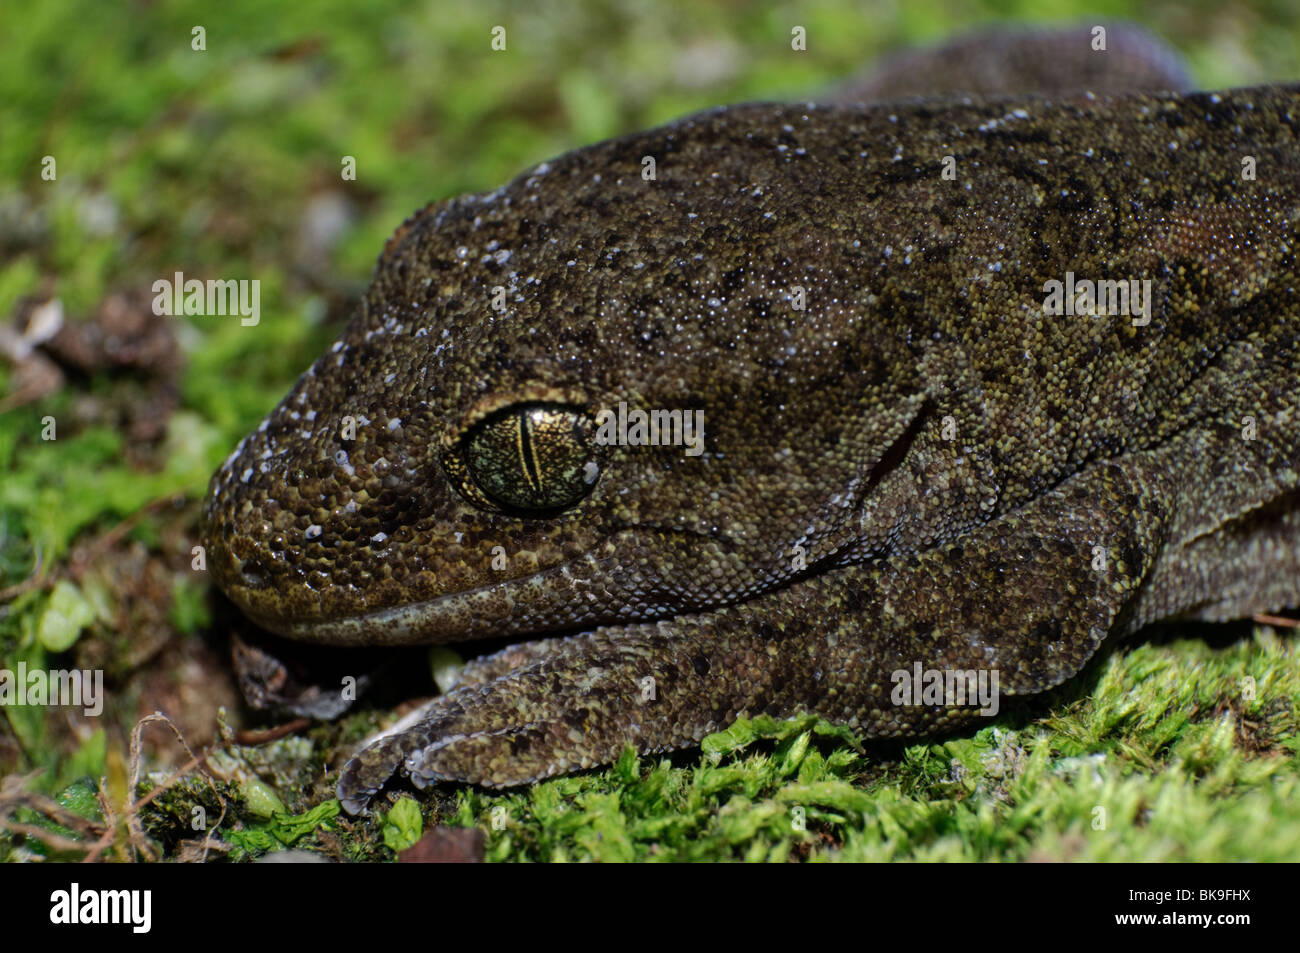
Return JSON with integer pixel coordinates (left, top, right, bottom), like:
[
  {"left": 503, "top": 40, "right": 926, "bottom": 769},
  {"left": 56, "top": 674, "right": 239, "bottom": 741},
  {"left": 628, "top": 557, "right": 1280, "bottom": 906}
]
[{"left": 517, "top": 411, "right": 543, "bottom": 494}]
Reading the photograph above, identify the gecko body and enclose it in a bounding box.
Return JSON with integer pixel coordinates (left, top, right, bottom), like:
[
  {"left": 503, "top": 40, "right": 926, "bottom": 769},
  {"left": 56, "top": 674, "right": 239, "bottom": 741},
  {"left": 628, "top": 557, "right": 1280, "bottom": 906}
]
[{"left": 200, "top": 26, "right": 1300, "bottom": 811}]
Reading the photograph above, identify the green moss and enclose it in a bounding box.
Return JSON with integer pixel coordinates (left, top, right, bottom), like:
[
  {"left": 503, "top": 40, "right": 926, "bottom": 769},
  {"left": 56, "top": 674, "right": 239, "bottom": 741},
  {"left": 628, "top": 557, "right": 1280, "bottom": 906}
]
[
  {"left": 428, "top": 631, "right": 1298, "bottom": 862},
  {"left": 380, "top": 797, "right": 423, "bottom": 853}
]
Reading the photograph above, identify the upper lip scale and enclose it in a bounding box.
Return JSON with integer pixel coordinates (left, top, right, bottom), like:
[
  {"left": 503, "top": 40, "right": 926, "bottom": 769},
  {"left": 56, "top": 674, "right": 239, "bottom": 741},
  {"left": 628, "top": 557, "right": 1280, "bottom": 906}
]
[{"left": 262, "top": 559, "right": 591, "bottom": 645}]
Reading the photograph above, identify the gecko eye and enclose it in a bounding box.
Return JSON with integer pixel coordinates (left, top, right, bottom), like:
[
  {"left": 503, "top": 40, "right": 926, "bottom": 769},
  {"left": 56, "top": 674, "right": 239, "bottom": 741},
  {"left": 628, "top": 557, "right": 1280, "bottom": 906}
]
[{"left": 446, "top": 403, "right": 601, "bottom": 513}]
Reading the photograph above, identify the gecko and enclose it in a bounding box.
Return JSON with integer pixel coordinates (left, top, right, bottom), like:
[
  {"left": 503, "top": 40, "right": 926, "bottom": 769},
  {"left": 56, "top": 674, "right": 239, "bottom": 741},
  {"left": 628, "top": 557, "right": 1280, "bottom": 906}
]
[{"left": 199, "top": 24, "right": 1300, "bottom": 813}]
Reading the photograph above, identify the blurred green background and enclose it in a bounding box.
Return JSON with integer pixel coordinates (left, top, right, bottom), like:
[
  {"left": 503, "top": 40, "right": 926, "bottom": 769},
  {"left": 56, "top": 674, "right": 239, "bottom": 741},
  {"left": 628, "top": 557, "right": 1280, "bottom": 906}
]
[{"left": 1, "top": 0, "right": 1298, "bottom": 862}]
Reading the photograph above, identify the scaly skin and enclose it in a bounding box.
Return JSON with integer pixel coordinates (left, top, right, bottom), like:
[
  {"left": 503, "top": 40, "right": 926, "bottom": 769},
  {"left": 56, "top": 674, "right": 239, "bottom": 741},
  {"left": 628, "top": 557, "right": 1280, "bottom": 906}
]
[{"left": 201, "top": 27, "right": 1300, "bottom": 812}]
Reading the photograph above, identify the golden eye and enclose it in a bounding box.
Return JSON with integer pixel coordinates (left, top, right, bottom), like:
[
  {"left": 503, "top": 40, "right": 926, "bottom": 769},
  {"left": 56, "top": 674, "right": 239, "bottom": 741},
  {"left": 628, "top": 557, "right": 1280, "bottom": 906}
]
[{"left": 447, "top": 404, "right": 600, "bottom": 513}]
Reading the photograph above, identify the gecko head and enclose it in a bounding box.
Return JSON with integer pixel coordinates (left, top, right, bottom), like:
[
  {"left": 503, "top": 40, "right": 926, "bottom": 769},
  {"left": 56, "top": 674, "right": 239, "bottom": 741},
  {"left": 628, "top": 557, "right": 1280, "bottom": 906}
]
[{"left": 200, "top": 103, "right": 920, "bottom": 645}]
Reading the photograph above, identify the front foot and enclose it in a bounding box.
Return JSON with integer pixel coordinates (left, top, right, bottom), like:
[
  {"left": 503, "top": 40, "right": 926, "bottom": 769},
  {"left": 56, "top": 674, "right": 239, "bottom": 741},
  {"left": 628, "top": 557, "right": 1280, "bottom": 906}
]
[
  {"left": 337, "top": 624, "right": 752, "bottom": 813},
  {"left": 338, "top": 727, "right": 425, "bottom": 815}
]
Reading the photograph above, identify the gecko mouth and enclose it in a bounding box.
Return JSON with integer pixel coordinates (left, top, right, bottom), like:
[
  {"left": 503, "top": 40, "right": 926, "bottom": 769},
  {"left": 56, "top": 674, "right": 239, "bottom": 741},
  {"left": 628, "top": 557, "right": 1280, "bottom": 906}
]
[
  {"left": 272, "top": 575, "right": 540, "bottom": 646},
  {"left": 253, "top": 557, "right": 621, "bottom": 648},
  {"left": 226, "top": 518, "right": 743, "bottom": 647}
]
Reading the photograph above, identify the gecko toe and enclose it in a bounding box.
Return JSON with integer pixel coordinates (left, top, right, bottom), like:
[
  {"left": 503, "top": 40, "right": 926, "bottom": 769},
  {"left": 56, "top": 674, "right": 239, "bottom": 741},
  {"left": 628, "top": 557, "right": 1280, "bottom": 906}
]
[
  {"left": 404, "top": 722, "right": 592, "bottom": 789},
  {"left": 338, "top": 731, "right": 422, "bottom": 814}
]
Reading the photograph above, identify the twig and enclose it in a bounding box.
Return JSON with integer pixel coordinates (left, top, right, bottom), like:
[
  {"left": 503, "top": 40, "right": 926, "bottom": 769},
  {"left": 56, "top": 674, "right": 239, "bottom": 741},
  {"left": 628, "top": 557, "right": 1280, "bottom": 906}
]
[
  {"left": 234, "top": 718, "right": 310, "bottom": 746},
  {"left": 0, "top": 821, "right": 90, "bottom": 853},
  {"left": 69, "top": 492, "right": 186, "bottom": 583},
  {"left": 0, "top": 550, "right": 45, "bottom": 603},
  {"left": 127, "top": 711, "right": 229, "bottom": 863},
  {"left": 0, "top": 772, "right": 110, "bottom": 856},
  {"left": 1252, "top": 613, "right": 1299, "bottom": 629},
  {"left": 81, "top": 785, "right": 120, "bottom": 864}
]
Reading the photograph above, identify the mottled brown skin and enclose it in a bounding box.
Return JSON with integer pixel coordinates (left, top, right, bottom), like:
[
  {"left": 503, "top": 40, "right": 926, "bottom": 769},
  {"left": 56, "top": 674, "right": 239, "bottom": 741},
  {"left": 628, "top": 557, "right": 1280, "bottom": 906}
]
[{"left": 201, "top": 30, "right": 1300, "bottom": 813}]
